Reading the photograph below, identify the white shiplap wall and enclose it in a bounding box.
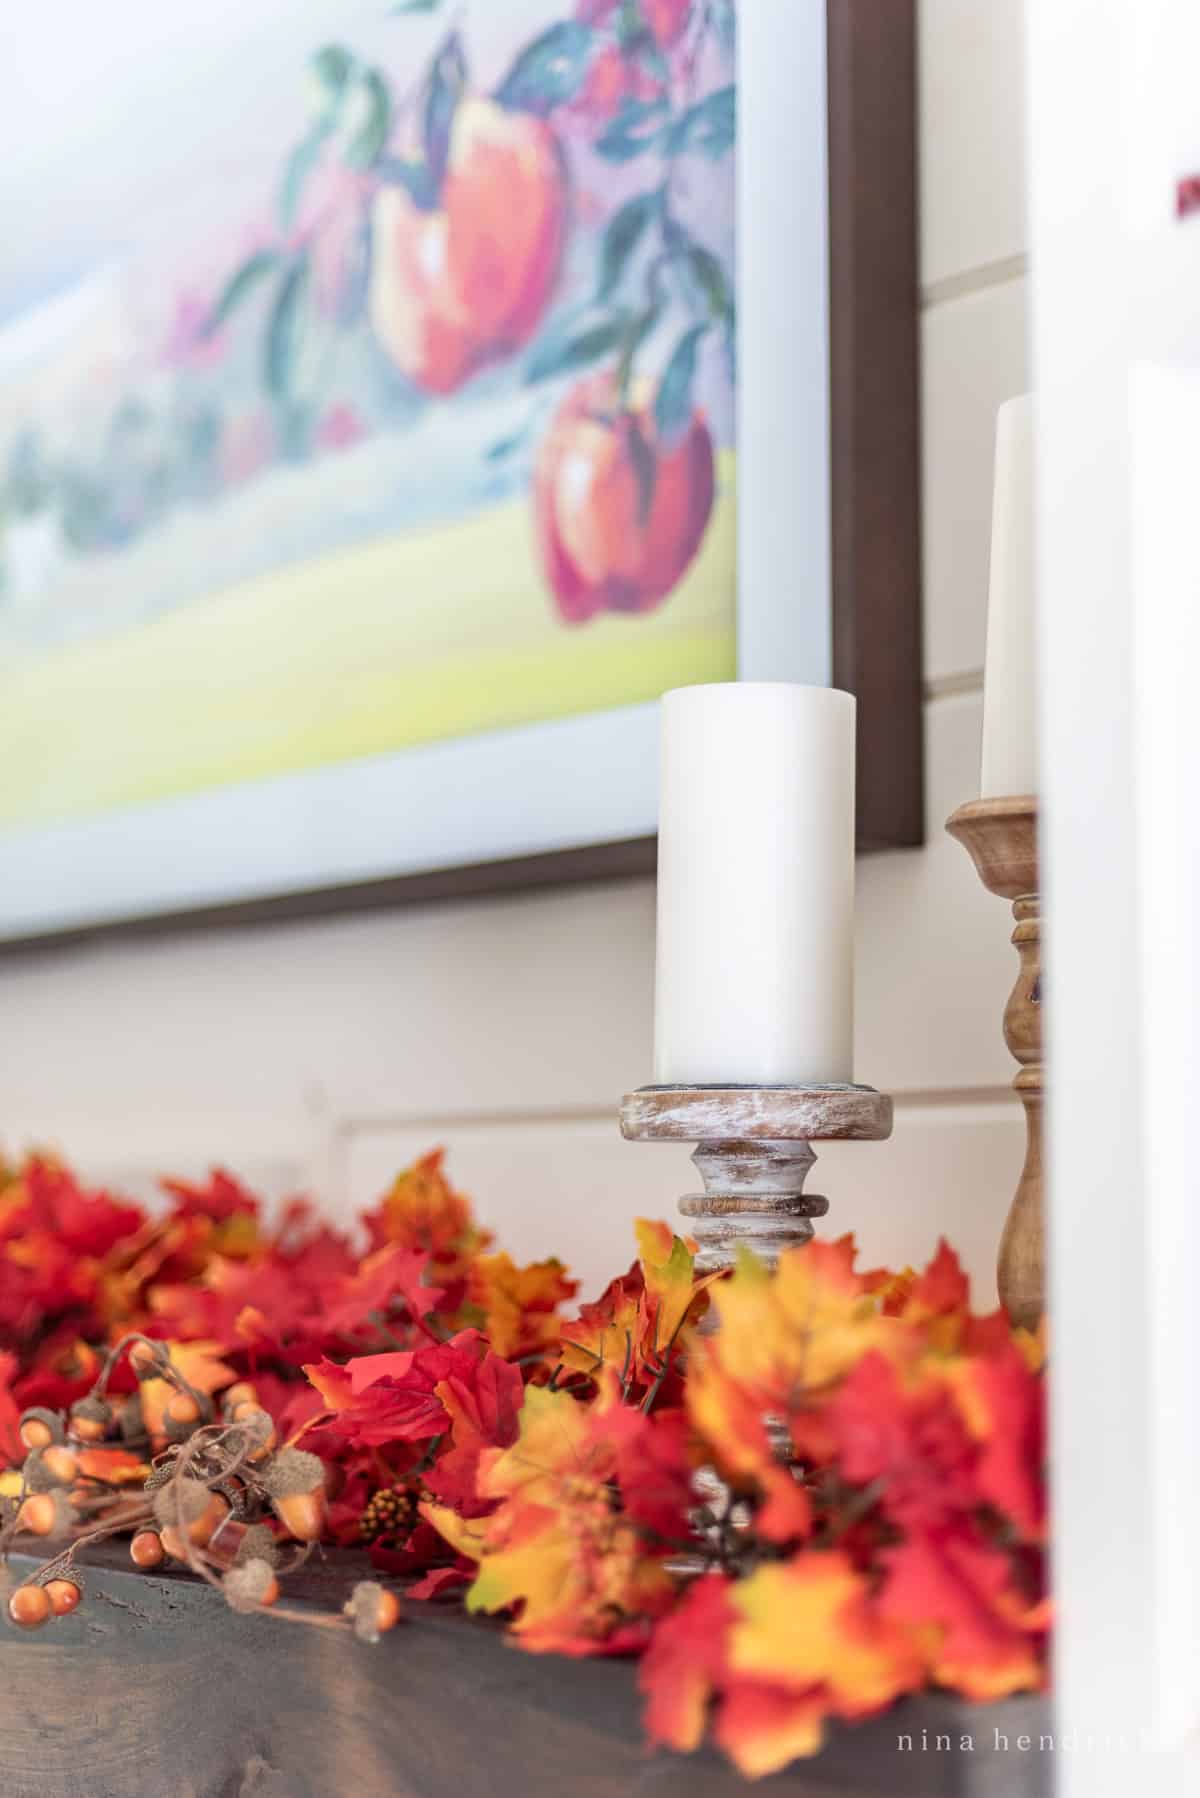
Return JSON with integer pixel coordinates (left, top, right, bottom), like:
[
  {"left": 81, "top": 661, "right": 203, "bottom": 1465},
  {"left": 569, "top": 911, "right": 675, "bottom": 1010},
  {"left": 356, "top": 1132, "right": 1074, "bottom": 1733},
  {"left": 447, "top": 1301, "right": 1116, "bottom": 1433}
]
[{"left": 0, "top": 1, "right": 1030, "bottom": 1302}]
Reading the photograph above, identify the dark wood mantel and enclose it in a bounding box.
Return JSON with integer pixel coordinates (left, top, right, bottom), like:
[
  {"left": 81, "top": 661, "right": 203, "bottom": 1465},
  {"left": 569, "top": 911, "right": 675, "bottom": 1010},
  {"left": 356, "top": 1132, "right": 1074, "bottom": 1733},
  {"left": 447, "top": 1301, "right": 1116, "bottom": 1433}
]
[{"left": 0, "top": 1544, "right": 1048, "bottom": 1798}]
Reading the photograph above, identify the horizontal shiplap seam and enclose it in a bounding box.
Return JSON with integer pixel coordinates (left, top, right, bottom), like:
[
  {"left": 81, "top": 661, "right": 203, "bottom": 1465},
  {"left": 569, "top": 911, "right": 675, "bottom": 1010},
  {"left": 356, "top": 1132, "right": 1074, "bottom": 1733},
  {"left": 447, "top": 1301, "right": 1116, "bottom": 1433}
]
[
  {"left": 333, "top": 1088, "right": 1020, "bottom": 1142},
  {"left": 921, "top": 253, "right": 1030, "bottom": 311}
]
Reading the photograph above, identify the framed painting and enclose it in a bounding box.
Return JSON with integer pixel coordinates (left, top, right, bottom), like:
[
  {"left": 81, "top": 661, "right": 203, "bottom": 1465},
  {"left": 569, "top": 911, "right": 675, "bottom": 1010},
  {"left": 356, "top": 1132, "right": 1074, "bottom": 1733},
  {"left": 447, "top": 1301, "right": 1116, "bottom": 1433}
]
[{"left": 0, "top": 0, "right": 919, "bottom": 944}]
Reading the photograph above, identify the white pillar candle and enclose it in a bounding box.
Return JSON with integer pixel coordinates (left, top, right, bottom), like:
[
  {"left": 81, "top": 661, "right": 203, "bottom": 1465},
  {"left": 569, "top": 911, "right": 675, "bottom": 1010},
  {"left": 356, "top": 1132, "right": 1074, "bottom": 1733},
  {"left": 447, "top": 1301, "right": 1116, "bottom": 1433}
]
[
  {"left": 653, "top": 683, "right": 856, "bottom": 1087},
  {"left": 980, "top": 395, "right": 1040, "bottom": 798}
]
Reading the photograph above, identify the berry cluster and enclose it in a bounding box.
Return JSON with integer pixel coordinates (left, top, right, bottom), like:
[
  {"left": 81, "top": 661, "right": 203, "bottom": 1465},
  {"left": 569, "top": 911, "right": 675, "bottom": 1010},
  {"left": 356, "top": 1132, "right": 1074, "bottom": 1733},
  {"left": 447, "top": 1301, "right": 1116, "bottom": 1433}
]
[{"left": 2, "top": 1334, "right": 400, "bottom": 1644}]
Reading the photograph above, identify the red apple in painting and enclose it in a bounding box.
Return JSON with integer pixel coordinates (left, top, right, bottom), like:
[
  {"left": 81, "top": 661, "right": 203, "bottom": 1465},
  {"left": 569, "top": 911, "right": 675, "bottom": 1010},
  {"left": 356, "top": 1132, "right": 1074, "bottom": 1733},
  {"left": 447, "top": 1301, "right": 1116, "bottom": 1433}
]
[
  {"left": 369, "top": 98, "right": 566, "bottom": 395},
  {"left": 535, "top": 370, "right": 715, "bottom": 624}
]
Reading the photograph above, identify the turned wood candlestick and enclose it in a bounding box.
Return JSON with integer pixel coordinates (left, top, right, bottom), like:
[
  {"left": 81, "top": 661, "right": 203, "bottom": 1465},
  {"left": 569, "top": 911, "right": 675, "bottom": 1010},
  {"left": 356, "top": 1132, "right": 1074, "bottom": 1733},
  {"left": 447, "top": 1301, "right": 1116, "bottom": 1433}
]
[
  {"left": 946, "top": 796, "right": 1043, "bottom": 1330},
  {"left": 619, "top": 1085, "right": 893, "bottom": 1278}
]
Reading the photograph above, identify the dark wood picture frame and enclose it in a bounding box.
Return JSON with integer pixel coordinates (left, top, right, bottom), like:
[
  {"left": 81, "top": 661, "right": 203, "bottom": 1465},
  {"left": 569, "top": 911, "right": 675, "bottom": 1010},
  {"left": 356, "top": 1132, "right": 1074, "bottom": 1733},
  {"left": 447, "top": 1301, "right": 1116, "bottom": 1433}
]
[{"left": 2, "top": 0, "right": 920, "bottom": 955}]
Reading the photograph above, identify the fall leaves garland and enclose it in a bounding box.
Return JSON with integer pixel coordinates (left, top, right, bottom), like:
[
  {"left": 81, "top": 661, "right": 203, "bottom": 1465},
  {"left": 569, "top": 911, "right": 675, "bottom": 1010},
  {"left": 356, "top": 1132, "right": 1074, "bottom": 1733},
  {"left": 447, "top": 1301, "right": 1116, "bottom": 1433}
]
[{"left": 0, "top": 1148, "right": 1048, "bottom": 1781}]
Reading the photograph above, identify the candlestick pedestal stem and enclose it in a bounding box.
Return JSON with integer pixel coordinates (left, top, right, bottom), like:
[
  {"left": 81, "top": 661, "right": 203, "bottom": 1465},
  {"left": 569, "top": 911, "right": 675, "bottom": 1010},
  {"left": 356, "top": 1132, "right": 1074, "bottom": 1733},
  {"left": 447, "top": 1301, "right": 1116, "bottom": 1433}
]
[
  {"left": 619, "top": 1086, "right": 893, "bottom": 1288},
  {"left": 946, "top": 796, "right": 1043, "bottom": 1330}
]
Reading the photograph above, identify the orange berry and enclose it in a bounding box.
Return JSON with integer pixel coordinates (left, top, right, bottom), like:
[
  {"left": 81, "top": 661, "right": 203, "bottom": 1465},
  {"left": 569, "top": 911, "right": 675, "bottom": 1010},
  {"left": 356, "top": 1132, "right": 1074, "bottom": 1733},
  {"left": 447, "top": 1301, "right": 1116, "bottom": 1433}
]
[
  {"left": 8, "top": 1585, "right": 51, "bottom": 1630},
  {"left": 165, "top": 1392, "right": 201, "bottom": 1429},
  {"left": 19, "top": 1418, "right": 53, "bottom": 1452},
  {"left": 45, "top": 1579, "right": 82, "bottom": 1617},
  {"left": 130, "top": 1531, "right": 165, "bottom": 1569},
  {"left": 375, "top": 1589, "right": 402, "bottom": 1633},
  {"left": 41, "top": 1446, "right": 79, "bottom": 1485},
  {"left": 273, "top": 1491, "right": 325, "bottom": 1543},
  {"left": 17, "top": 1494, "right": 57, "bottom": 1537}
]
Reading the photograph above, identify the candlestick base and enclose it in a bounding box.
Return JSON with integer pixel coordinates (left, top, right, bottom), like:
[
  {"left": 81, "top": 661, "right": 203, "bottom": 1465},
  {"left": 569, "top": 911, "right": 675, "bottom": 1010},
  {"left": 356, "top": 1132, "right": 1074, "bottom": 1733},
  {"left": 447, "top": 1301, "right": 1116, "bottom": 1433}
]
[
  {"left": 619, "top": 1085, "right": 893, "bottom": 1277},
  {"left": 946, "top": 796, "right": 1043, "bottom": 1330}
]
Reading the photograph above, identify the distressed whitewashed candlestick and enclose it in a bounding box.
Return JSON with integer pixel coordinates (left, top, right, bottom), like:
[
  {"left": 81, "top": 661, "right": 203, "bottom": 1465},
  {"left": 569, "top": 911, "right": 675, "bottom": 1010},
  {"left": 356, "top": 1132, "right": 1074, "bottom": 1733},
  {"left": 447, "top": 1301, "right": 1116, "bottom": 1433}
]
[
  {"left": 619, "top": 1085, "right": 893, "bottom": 1280},
  {"left": 946, "top": 797, "right": 1043, "bottom": 1330}
]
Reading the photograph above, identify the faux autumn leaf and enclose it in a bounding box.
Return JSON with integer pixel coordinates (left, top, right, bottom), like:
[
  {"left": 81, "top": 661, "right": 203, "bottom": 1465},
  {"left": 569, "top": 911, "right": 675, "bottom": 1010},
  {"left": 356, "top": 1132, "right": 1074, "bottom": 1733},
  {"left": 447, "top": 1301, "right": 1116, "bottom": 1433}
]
[
  {"left": 74, "top": 1444, "right": 149, "bottom": 1486},
  {"left": 946, "top": 1341, "right": 1046, "bottom": 1540},
  {"left": 444, "top": 1382, "right": 677, "bottom": 1654},
  {"left": 826, "top": 1351, "right": 980, "bottom": 1534},
  {"left": 879, "top": 1530, "right": 1046, "bottom": 1700},
  {"left": 0, "top": 1350, "right": 22, "bottom": 1468},
  {"left": 559, "top": 1263, "right": 644, "bottom": 1380},
  {"left": 729, "top": 1552, "right": 922, "bottom": 1716},
  {"left": 635, "top": 1219, "right": 715, "bottom": 1368},
  {"left": 320, "top": 1243, "right": 447, "bottom": 1338},
  {"left": 641, "top": 1574, "right": 736, "bottom": 1754},
  {"left": 466, "top": 1252, "right": 576, "bottom": 1361},
  {"left": 363, "top": 1150, "right": 491, "bottom": 1279}
]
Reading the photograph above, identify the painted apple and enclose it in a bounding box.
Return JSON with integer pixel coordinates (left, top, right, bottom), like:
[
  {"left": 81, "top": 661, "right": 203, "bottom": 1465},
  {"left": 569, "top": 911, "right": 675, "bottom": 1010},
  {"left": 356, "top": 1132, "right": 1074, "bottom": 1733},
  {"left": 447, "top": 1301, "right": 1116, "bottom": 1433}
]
[
  {"left": 535, "top": 370, "right": 715, "bottom": 624},
  {"left": 368, "top": 98, "right": 567, "bottom": 396}
]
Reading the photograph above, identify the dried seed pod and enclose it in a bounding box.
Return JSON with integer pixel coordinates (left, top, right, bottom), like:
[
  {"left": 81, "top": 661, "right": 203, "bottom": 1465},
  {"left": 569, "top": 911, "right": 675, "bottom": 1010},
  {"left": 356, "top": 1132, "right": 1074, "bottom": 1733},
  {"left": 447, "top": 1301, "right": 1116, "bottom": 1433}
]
[
  {"left": 8, "top": 1585, "right": 52, "bottom": 1630},
  {"left": 344, "top": 1581, "right": 402, "bottom": 1644},
  {"left": 130, "top": 1530, "right": 165, "bottom": 1569},
  {"left": 18, "top": 1409, "right": 62, "bottom": 1452},
  {"left": 68, "top": 1397, "right": 112, "bottom": 1443},
  {"left": 221, "top": 1557, "right": 280, "bottom": 1614},
  {"left": 45, "top": 1578, "right": 83, "bottom": 1617},
  {"left": 152, "top": 1478, "right": 229, "bottom": 1547}
]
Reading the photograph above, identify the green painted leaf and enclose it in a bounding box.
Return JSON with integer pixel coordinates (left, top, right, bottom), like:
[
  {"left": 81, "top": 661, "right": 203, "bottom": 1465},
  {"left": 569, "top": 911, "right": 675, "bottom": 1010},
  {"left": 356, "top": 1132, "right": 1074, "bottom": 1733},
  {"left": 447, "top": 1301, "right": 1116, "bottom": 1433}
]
[
  {"left": 279, "top": 128, "right": 328, "bottom": 232},
  {"left": 423, "top": 32, "right": 467, "bottom": 190},
  {"left": 595, "top": 95, "right": 669, "bottom": 163},
  {"left": 596, "top": 190, "right": 659, "bottom": 302},
  {"left": 494, "top": 21, "right": 595, "bottom": 116},
  {"left": 654, "top": 323, "right": 708, "bottom": 443},
  {"left": 683, "top": 240, "right": 733, "bottom": 322},
  {"left": 525, "top": 314, "right": 626, "bottom": 384},
  {"left": 311, "top": 45, "right": 354, "bottom": 107},
  {"left": 348, "top": 67, "right": 392, "bottom": 169},
  {"left": 204, "top": 251, "right": 281, "bottom": 338},
  {"left": 376, "top": 155, "right": 438, "bottom": 210},
  {"left": 392, "top": 0, "right": 443, "bottom": 11},
  {"left": 265, "top": 259, "right": 311, "bottom": 402},
  {"left": 666, "top": 85, "right": 736, "bottom": 159}
]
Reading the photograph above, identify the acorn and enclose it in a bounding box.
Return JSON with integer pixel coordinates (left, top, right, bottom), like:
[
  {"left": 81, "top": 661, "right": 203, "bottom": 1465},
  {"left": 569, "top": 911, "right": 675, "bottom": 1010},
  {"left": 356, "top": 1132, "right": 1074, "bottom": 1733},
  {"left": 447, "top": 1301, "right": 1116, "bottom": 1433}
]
[
  {"left": 41, "top": 1445, "right": 79, "bottom": 1486},
  {"left": 8, "top": 1585, "right": 52, "bottom": 1630},
  {"left": 18, "top": 1408, "right": 62, "bottom": 1452},
  {"left": 17, "top": 1492, "right": 72, "bottom": 1538},
  {"left": 234, "top": 1408, "right": 277, "bottom": 1463},
  {"left": 129, "top": 1338, "right": 169, "bottom": 1378},
  {"left": 231, "top": 1523, "right": 281, "bottom": 1570},
  {"left": 117, "top": 1394, "right": 147, "bottom": 1443},
  {"left": 152, "top": 1479, "right": 229, "bottom": 1547},
  {"left": 68, "top": 1397, "right": 112, "bottom": 1443},
  {"left": 45, "top": 1578, "right": 82, "bottom": 1618},
  {"left": 259, "top": 1450, "right": 327, "bottom": 1542},
  {"left": 344, "top": 1581, "right": 402, "bottom": 1644},
  {"left": 163, "top": 1391, "right": 209, "bottom": 1442},
  {"left": 130, "top": 1531, "right": 165, "bottom": 1569},
  {"left": 223, "top": 1382, "right": 258, "bottom": 1412},
  {"left": 221, "top": 1557, "right": 279, "bottom": 1614}
]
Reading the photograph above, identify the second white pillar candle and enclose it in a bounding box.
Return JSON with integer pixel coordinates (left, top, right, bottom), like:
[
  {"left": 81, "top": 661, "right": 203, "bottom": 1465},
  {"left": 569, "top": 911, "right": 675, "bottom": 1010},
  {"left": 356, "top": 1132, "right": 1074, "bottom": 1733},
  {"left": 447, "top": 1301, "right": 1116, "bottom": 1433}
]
[{"left": 653, "top": 683, "right": 856, "bottom": 1087}]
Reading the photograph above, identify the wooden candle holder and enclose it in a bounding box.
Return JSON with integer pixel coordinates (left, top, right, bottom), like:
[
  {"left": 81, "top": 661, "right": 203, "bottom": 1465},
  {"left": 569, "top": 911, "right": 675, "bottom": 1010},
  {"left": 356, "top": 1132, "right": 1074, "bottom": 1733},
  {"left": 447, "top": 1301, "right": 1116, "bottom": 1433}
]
[
  {"left": 946, "top": 796, "right": 1043, "bottom": 1330},
  {"left": 619, "top": 1085, "right": 893, "bottom": 1277}
]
